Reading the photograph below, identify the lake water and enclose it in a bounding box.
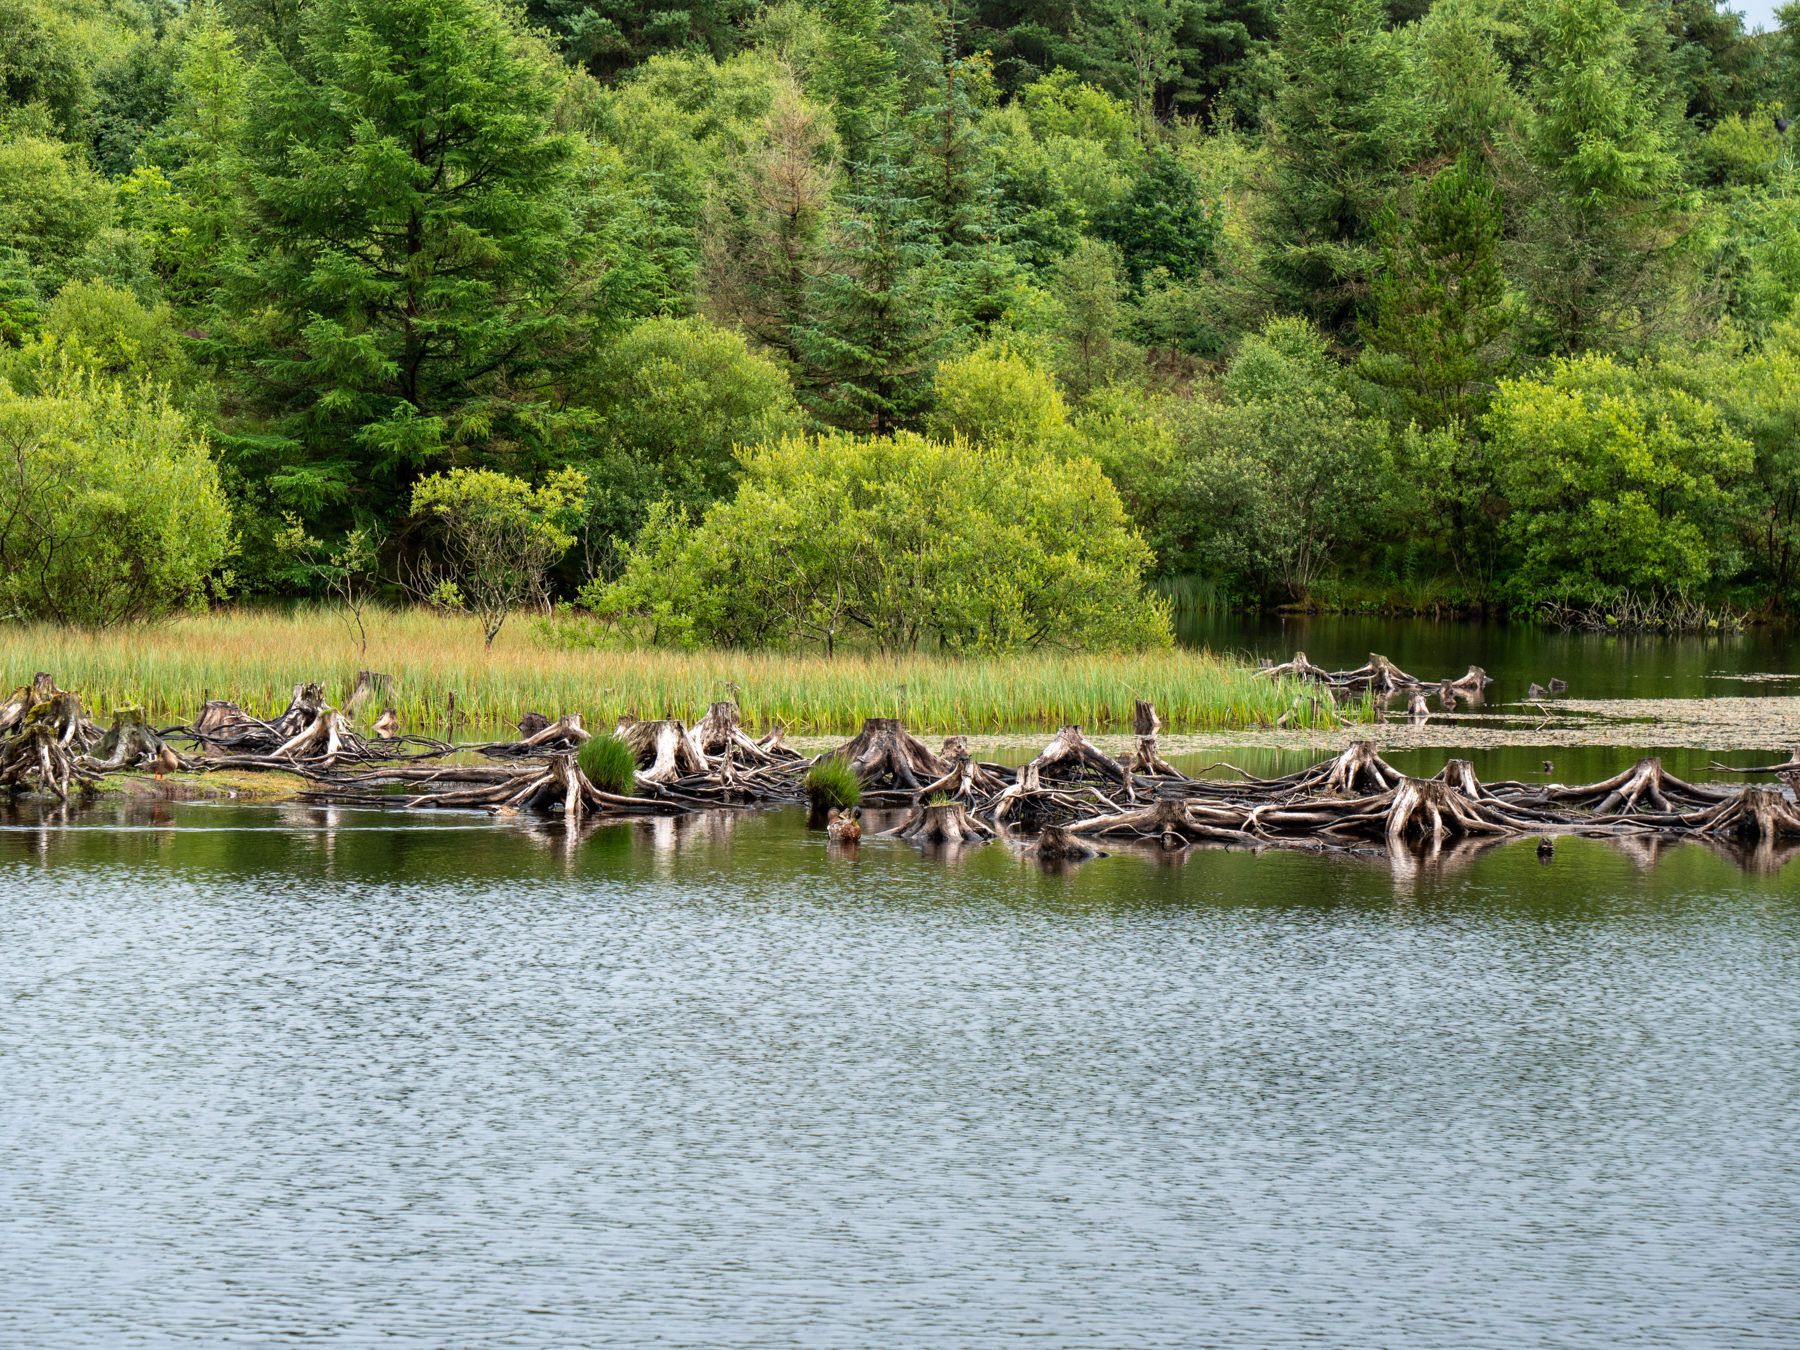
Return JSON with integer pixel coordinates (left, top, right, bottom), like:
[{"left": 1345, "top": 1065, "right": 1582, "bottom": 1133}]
[{"left": 4, "top": 617, "right": 1799, "bottom": 1347}]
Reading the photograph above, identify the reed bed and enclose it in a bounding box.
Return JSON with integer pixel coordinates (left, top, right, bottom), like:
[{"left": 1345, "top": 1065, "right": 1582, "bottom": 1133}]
[{"left": 0, "top": 606, "right": 1338, "bottom": 736}]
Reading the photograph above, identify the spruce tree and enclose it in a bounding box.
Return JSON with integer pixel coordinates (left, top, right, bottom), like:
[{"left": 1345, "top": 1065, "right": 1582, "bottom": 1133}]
[
  {"left": 1515, "top": 0, "right": 1690, "bottom": 354},
  {"left": 1264, "top": 0, "right": 1422, "bottom": 336},
  {"left": 227, "top": 0, "right": 595, "bottom": 529},
  {"left": 1359, "top": 152, "right": 1511, "bottom": 430},
  {"left": 801, "top": 136, "right": 947, "bottom": 433}
]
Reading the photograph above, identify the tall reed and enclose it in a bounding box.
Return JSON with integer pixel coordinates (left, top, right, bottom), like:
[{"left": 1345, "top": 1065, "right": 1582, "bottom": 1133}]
[{"left": 0, "top": 606, "right": 1339, "bottom": 735}]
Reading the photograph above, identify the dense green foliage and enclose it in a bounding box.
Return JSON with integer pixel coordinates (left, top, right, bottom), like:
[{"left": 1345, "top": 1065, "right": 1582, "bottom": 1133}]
[
  {"left": 0, "top": 363, "right": 231, "bottom": 626},
  {"left": 2, "top": 0, "right": 1799, "bottom": 640},
  {"left": 589, "top": 430, "right": 1171, "bottom": 651}
]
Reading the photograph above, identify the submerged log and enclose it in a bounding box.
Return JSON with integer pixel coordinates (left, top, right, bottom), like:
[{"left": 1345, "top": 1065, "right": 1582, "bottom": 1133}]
[
  {"left": 84, "top": 707, "right": 179, "bottom": 772},
  {"left": 1, "top": 690, "right": 103, "bottom": 800},
  {"left": 1130, "top": 699, "right": 1183, "bottom": 778},
  {"left": 1543, "top": 757, "right": 1729, "bottom": 814},
  {"left": 1024, "top": 724, "right": 1126, "bottom": 787}
]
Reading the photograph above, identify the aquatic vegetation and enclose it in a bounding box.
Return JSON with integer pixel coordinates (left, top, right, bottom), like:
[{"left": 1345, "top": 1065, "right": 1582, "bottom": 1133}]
[
  {"left": 804, "top": 757, "right": 862, "bottom": 811},
  {"left": 0, "top": 606, "right": 1337, "bottom": 736},
  {"left": 576, "top": 734, "right": 637, "bottom": 797}
]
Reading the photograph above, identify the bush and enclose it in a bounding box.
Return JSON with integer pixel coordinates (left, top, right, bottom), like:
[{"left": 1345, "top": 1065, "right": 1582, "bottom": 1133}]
[
  {"left": 927, "top": 344, "right": 1069, "bottom": 451},
  {"left": 804, "top": 756, "right": 862, "bottom": 810},
  {"left": 1483, "top": 354, "right": 1753, "bottom": 604},
  {"left": 577, "top": 733, "right": 637, "bottom": 796},
  {"left": 0, "top": 133, "right": 109, "bottom": 289},
  {"left": 587, "top": 429, "right": 1172, "bottom": 653},
  {"left": 0, "top": 363, "right": 232, "bottom": 626}
]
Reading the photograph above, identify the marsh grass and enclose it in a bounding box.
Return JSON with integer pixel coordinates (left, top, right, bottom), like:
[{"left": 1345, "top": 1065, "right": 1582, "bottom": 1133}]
[
  {"left": 0, "top": 606, "right": 1339, "bottom": 736},
  {"left": 804, "top": 757, "right": 862, "bottom": 810},
  {"left": 576, "top": 734, "right": 636, "bottom": 796}
]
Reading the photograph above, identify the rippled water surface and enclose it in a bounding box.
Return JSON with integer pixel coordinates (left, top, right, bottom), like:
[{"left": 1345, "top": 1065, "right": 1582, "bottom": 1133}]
[{"left": 4, "top": 796, "right": 1798, "bottom": 1348}]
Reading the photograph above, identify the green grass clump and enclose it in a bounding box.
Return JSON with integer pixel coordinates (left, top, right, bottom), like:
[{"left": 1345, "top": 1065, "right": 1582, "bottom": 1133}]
[
  {"left": 577, "top": 733, "right": 637, "bottom": 796},
  {"left": 805, "top": 757, "right": 862, "bottom": 810}
]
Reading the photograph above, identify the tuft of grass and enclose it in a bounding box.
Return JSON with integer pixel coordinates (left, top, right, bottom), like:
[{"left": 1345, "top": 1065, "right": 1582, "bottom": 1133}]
[
  {"left": 805, "top": 756, "right": 863, "bottom": 810},
  {"left": 0, "top": 604, "right": 1346, "bottom": 736},
  {"left": 576, "top": 733, "right": 637, "bottom": 796}
]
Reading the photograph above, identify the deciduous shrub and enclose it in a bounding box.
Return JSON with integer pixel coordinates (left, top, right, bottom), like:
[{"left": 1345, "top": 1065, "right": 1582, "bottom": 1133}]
[
  {"left": 0, "top": 365, "right": 231, "bottom": 626},
  {"left": 585, "top": 430, "right": 1171, "bottom": 653}
]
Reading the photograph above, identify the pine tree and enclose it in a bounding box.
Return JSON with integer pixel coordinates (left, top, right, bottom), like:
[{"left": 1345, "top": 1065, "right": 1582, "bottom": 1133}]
[
  {"left": 227, "top": 0, "right": 595, "bottom": 528},
  {"left": 801, "top": 137, "right": 947, "bottom": 433},
  {"left": 816, "top": 0, "right": 901, "bottom": 172}
]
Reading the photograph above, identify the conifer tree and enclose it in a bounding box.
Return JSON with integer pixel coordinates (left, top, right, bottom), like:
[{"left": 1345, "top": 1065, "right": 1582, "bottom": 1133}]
[
  {"left": 227, "top": 0, "right": 596, "bottom": 529},
  {"left": 1359, "top": 152, "right": 1511, "bottom": 430},
  {"left": 801, "top": 136, "right": 947, "bottom": 433},
  {"left": 1264, "top": 0, "right": 1422, "bottom": 336}
]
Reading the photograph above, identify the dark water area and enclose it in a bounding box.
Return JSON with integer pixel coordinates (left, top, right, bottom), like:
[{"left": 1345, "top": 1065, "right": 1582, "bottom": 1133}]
[
  {"left": 1180, "top": 611, "right": 1799, "bottom": 701},
  {"left": 6, "top": 616, "right": 1800, "bottom": 1346},
  {"left": 4, "top": 797, "right": 1800, "bottom": 1348}
]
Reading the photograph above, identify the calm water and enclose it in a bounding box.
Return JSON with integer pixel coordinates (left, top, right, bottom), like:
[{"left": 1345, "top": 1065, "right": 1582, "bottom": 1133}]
[
  {"left": 4, "top": 793, "right": 1799, "bottom": 1348},
  {"left": 1182, "top": 611, "right": 1800, "bottom": 700}
]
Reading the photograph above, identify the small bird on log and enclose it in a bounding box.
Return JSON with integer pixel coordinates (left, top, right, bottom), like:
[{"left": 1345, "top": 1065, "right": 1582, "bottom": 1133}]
[
  {"left": 373, "top": 707, "right": 399, "bottom": 740},
  {"left": 1528, "top": 682, "right": 1548, "bottom": 699},
  {"left": 152, "top": 745, "right": 180, "bottom": 781},
  {"left": 1548, "top": 678, "right": 1567, "bottom": 693},
  {"left": 827, "top": 807, "right": 863, "bottom": 843}
]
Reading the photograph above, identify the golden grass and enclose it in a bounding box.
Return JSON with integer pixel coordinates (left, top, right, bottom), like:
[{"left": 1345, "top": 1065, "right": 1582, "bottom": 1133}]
[{"left": 1, "top": 605, "right": 1340, "bottom": 736}]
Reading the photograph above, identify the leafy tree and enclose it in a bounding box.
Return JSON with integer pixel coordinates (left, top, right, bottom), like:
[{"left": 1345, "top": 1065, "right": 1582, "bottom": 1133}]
[
  {"left": 408, "top": 466, "right": 588, "bottom": 645},
  {"left": 0, "top": 280, "right": 204, "bottom": 412},
  {"left": 0, "top": 0, "right": 90, "bottom": 139},
  {"left": 926, "top": 343, "right": 1068, "bottom": 449},
  {"left": 0, "top": 364, "right": 232, "bottom": 627},
  {"left": 1048, "top": 237, "right": 1137, "bottom": 395},
  {"left": 228, "top": 0, "right": 597, "bottom": 534},
  {"left": 1100, "top": 147, "right": 1217, "bottom": 284},
  {"left": 1179, "top": 318, "right": 1394, "bottom": 601},
  {"left": 0, "top": 134, "right": 111, "bottom": 291},
  {"left": 589, "top": 429, "right": 1171, "bottom": 652},
  {"left": 575, "top": 315, "right": 802, "bottom": 571},
  {"left": 1482, "top": 353, "right": 1752, "bottom": 603}
]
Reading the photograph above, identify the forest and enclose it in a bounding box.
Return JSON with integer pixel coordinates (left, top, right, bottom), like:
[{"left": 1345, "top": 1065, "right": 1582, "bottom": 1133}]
[{"left": 1, "top": 0, "right": 1798, "bottom": 651}]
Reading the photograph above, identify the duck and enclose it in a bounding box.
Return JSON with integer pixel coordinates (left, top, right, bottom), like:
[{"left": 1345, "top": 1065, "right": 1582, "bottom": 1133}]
[
  {"left": 373, "top": 707, "right": 399, "bottom": 740},
  {"left": 152, "top": 744, "right": 180, "bottom": 781},
  {"left": 1527, "top": 682, "right": 1548, "bottom": 700},
  {"left": 1537, "top": 836, "right": 1555, "bottom": 861},
  {"left": 826, "top": 807, "right": 863, "bottom": 843},
  {"left": 1548, "top": 677, "right": 1568, "bottom": 694},
  {"left": 1541, "top": 760, "right": 1555, "bottom": 775}
]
